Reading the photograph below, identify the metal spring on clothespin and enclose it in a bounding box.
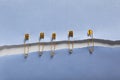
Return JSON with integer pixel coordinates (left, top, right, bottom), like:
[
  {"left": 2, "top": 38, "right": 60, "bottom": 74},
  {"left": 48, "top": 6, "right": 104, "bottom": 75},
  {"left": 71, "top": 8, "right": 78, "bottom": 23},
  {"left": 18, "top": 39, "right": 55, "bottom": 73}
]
[
  {"left": 50, "top": 33, "right": 56, "bottom": 58},
  {"left": 68, "top": 30, "right": 74, "bottom": 54},
  {"left": 24, "top": 33, "right": 30, "bottom": 58},
  {"left": 87, "top": 29, "right": 94, "bottom": 54},
  {"left": 38, "top": 32, "right": 45, "bottom": 56}
]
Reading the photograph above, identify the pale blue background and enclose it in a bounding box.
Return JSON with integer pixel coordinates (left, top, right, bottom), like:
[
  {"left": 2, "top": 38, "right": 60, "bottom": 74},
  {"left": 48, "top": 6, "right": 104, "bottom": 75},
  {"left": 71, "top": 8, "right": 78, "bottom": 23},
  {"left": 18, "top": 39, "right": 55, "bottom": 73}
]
[{"left": 0, "top": 0, "right": 120, "bottom": 45}]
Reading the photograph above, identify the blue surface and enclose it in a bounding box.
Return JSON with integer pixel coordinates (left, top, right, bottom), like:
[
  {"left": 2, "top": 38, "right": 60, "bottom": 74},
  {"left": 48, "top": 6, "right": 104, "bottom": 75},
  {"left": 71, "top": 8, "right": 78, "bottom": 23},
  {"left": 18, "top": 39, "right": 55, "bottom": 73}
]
[{"left": 0, "top": 46, "right": 120, "bottom": 80}]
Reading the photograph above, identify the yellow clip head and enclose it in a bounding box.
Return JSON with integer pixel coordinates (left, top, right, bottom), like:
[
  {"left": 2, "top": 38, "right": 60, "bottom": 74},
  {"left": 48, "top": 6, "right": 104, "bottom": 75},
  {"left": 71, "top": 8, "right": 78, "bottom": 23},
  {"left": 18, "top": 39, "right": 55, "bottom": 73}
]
[
  {"left": 40, "top": 32, "right": 44, "bottom": 39},
  {"left": 52, "top": 33, "right": 56, "bottom": 40},
  {"left": 87, "top": 29, "right": 93, "bottom": 36},
  {"left": 24, "top": 34, "right": 29, "bottom": 41},
  {"left": 68, "top": 30, "right": 73, "bottom": 37}
]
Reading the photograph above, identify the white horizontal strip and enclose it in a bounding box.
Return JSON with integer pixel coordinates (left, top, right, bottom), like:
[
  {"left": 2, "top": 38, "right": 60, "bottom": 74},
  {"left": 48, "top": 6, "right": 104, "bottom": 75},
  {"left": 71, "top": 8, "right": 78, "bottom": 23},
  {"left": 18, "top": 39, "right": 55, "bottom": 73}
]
[{"left": 0, "top": 39, "right": 120, "bottom": 56}]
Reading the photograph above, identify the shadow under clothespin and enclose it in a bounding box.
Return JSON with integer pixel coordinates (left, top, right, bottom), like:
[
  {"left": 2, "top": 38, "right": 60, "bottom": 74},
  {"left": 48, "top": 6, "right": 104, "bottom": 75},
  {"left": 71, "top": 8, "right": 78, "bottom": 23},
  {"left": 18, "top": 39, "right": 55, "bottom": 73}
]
[
  {"left": 38, "top": 32, "right": 45, "bottom": 57},
  {"left": 87, "top": 29, "right": 94, "bottom": 54},
  {"left": 24, "top": 33, "right": 30, "bottom": 59},
  {"left": 68, "top": 30, "right": 74, "bottom": 54},
  {"left": 50, "top": 32, "right": 56, "bottom": 58}
]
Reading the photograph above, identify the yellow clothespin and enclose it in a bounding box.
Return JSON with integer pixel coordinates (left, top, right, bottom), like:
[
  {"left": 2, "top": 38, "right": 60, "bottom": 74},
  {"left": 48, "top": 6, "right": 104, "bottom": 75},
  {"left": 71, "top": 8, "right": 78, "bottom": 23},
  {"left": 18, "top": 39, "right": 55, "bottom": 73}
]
[
  {"left": 87, "top": 29, "right": 94, "bottom": 54},
  {"left": 24, "top": 33, "right": 30, "bottom": 58},
  {"left": 38, "top": 32, "right": 45, "bottom": 56},
  {"left": 51, "top": 32, "right": 56, "bottom": 58},
  {"left": 68, "top": 30, "right": 74, "bottom": 54}
]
